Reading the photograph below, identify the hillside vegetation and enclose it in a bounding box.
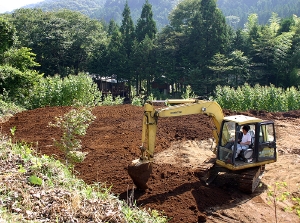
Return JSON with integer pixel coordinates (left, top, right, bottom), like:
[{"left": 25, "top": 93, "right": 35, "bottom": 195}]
[
  {"left": 24, "top": 0, "right": 106, "bottom": 16},
  {"left": 0, "top": 132, "right": 167, "bottom": 222},
  {"left": 219, "top": 0, "right": 300, "bottom": 28},
  {"left": 20, "top": 0, "right": 300, "bottom": 29}
]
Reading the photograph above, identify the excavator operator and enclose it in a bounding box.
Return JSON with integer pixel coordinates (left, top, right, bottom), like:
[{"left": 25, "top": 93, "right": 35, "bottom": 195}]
[{"left": 235, "top": 125, "right": 251, "bottom": 159}]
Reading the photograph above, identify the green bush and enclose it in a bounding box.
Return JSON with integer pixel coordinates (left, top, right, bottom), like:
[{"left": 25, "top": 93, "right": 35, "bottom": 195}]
[
  {"left": 0, "top": 65, "right": 42, "bottom": 105},
  {"left": 0, "top": 98, "right": 24, "bottom": 117},
  {"left": 214, "top": 84, "right": 300, "bottom": 112},
  {"left": 101, "top": 92, "right": 124, "bottom": 106},
  {"left": 181, "top": 85, "right": 197, "bottom": 99},
  {"left": 131, "top": 96, "right": 143, "bottom": 106},
  {"left": 48, "top": 105, "right": 96, "bottom": 166},
  {"left": 26, "top": 73, "right": 102, "bottom": 109}
]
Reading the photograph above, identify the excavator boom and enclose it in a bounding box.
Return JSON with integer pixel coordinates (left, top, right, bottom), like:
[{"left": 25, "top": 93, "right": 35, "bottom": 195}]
[{"left": 141, "top": 99, "right": 224, "bottom": 161}]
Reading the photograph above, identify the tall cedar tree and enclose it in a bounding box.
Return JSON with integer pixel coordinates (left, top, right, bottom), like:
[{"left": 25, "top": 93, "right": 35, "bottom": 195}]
[
  {"left": 119, "top": 1, "right": 135, "bottom": 95},
  {"left": 107, "top": 20, "right": 127, "bottom": 80},
  {"left": 135, "top": 0, "right": 157, "bottom": 42},
  {"left": 183, "top": 0, "right": 230, "bottom": 94},
  {"left": 133, "top": 0, "right": 157, "bottom": 95},
  {"left": 120, "top": 1, "right": 135, "bottom": 58}
]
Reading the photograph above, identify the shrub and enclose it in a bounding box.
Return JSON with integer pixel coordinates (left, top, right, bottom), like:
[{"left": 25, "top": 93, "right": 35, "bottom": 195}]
[
  {"left": 48, "top": 105, "right": 96, "bottom": 166},
  {"left": 101, "top": 92, "right": 124, "bottom": 106},
  {"left": 131, "top": 96, "right": 143, "bottom": 106},
  {"left": 267, "top": 182, "right": 300, "bottom": 220},
  {"left": 0, "top": 65, "right": 42, "bottom": 105},
  {"left": 214, "top": 84, "right": 300, "bottom": 112},
  {"left": 0, "top": 98, "right": 24, "bottom": 118},
  {"left": 181, "top": 85, "right": 197, "bottom": 99},
  {"left": 27, "top": 73, "right": 102, "bottom": 109}
]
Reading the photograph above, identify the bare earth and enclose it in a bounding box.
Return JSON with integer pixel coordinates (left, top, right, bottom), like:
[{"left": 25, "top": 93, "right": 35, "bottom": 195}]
[{"left": 1, "top": 105, "right": 300, "bottom": 223}]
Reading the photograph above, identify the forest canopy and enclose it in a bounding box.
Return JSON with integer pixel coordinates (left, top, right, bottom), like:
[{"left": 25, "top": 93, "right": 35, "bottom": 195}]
[{"left": 0, "top": 0, "right": 299, "bottom": 101}]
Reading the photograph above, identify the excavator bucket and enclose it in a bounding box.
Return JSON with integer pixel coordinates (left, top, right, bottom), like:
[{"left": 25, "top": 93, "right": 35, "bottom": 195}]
[{"left": 128, "top": 159, "right": 153, "bottom": 190}]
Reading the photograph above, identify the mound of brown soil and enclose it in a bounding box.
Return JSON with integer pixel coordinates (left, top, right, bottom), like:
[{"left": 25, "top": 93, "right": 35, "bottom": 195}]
[{"left": 1, "top": 105, "right": 300, "bottom": 222}]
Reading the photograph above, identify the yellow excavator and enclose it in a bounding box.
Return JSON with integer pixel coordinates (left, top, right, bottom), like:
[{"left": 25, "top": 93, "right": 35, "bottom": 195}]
[{"left": 128, "top": 99, "right": 277, "bottom": 193}]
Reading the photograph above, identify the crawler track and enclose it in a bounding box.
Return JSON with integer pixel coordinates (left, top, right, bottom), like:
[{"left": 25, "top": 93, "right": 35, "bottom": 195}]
[{"left": 238, "top": 165, "right": 265, "bottom": 193}]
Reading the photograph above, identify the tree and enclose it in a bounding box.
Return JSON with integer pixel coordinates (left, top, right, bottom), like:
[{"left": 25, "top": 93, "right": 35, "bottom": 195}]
[
  {"left": 49, "top": 105, "right": 96, "bottom": 166},
  {"left": 9, "top": 9, "right": 106, "bottom": 77},
  {"left": 232, "top": 29, "right": 249, "bottom": 54},
  {"left": 120, "top": 1, "right": 135, "bottom": 97},
  {"left": 108, "top": 19, "right": 119, "bottom": 35},
  {"left": 106, "top": 23, "right": 127, "bottom": 79},
  {"left": 87, "top": 40, "right": 109, "bottom": 77},
  {"left": 229, "top": 50, "right": 250, "bottom": 87},
  {"left": 208, "top": 53, "right": 232, "bottom": 87},
  {"left": 189, "top": 0, "right": 230, "bottom": 62},
  {"left": 252, "top": 13, "right": 294, "bottom": 86},
  {"left": 0, "top": 17, "right": 15, "bottom": 55},
  {"left": 120, "top": 1, "right": 135, "bottom": 58},
  {"left": 2, "top": 47, "right": 40, "bottom": 72},
  {"left": 135, "top": 0, "right": 157, "bottom": 42},
  {"left": 287, "top": 15, "right": 300, "bottom": 86},
  {"left": 278, "top": 16, "right": 295, "bottom": 34},
  {"left": 155, "top": 26, "right": 189, "bottom": 96},
  {"left": 169, "top": 0, "right": 231, "bottom": 94},
  {"left": 243, "top": 14, "right": 260, "bottom": 55},
  {"left": 133, "top": 0, "right": 157, "bottom": 96},
  {"left": 168, "top": 0, "right": 200, "bottom": 33}
]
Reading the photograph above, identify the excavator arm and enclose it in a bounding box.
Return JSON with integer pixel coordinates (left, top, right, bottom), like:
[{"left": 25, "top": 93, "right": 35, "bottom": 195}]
[
  {"left": 140, "top": 99, "right": 224, "bottom": 162},
  {"left": 128, "top": 99, "right": 225, "bottom": 189}
]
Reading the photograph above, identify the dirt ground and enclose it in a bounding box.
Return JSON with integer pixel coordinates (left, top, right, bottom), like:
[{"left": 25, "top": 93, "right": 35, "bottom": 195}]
[{"left": 1, "top": 105, "right": 300, "bottom": 223}]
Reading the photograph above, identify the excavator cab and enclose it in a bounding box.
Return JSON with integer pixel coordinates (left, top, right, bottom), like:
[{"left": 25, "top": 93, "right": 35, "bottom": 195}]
[{"left": 216, "top": 115, "right": 277, "bottom": 169}]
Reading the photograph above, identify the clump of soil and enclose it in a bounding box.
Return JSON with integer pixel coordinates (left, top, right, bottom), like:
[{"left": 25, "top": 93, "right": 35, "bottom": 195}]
[{"left": 1, "top": 105, "right": 300, "bottom": 222}]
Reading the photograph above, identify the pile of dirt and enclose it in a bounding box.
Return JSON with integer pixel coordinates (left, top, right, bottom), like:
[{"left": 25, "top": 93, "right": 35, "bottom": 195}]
[{"left": 1, "top": 105, "right": 300, "bottom": 222}]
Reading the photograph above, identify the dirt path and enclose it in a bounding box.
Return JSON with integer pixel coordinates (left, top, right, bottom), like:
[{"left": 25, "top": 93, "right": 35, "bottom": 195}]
[{"left": 1, "top": 105, "right": 299, "bottom": 222}]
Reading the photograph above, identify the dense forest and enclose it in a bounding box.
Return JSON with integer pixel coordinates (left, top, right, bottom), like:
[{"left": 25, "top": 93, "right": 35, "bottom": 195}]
[
  {"left": 20, "top": 0, "right": 300, "bottom": 30},
  {"left": 0, "top": 0, "right": 300, "bottom": 99},
  {"left": 22, "top": 0, "right": 179, "bottom": 30},
  {"left": 24, "top": 0, "right": 106, "bottom": 16},
  {"left": 219, "top": 0, "right": 300, "bottom": 29}
]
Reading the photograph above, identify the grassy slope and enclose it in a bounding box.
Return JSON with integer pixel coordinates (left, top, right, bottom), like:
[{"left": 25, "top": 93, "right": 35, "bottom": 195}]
[{"left": 0, "top": 126, "right": 167, "bottom": 222}]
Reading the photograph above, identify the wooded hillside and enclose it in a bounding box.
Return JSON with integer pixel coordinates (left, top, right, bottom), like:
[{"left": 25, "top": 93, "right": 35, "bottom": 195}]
[
  {"left": 219, "top": 0, "right": 300, "bottom": 28},
  {"left": 21, "top": 0, "right": 300, "bottom": 29}
]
